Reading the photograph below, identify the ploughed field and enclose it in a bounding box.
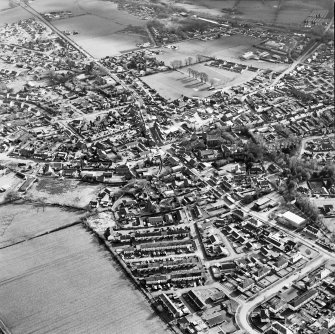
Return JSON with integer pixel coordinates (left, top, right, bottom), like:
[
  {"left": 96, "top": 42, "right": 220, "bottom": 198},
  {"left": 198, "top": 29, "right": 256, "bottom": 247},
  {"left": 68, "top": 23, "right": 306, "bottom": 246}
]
[
  {"left": 175, "top": 0, "right": 334, "bottom": 25},
  {"left": 0, "top": 224, "right": 170, "bottom": 334},
  {"left": 0, "top": 203, "right": 86, "bottom": 248},
  {"left": 0, "top": 0, "right": 148, "bottom": 57}
]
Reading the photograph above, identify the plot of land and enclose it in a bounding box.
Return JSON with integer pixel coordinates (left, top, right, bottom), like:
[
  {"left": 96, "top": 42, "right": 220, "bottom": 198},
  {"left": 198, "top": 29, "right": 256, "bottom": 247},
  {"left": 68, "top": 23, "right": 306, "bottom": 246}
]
[
  {"left": 0, "top": 225, "right": 170, "bottom": 334},
  {"left": 0, "top": 203, "right": 85, "bottom": 248},
  {"left": 53, "top": 13, "right": 148, "bottom": 57},
  {"left": 142, "top": 62, "right": 258, "bottom": 100},
  {"left": 175, "top": 0, "right": 333, "bottom": 25},
  {"left": 1, "top": 0, "right": 148, "bottom": 57},
  {"left": 155, "top": 36, "right": 288, "bottom": 72},
  {"left": 28, "top": 177, "right": 102, "bottom": 208}
]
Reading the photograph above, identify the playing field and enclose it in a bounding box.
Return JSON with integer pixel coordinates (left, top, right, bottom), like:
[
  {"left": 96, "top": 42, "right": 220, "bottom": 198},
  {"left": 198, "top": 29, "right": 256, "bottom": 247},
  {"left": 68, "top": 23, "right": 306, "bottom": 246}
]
[
  {"left": 0, "top": 225, "right": 170, "bottom": 334},
  {"left": 142, "top": 63, "right": 258, "bottom": 100}
]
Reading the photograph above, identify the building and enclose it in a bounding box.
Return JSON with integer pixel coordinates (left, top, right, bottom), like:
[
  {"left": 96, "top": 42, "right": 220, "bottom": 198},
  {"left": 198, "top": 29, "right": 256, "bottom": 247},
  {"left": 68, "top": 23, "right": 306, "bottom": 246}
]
[
  {"left": 288, "top": 289, "right": 318, "bottom": 311},
  {"left": 158, "top": 293, "right": 183, "bottom": 318},
  {"left": 279, "top": 211, "right": 306, "bottom": 228},
  {"left": 186, "top": 290, "right": 206, "bottom": 311},
  {"left": 271, "top": 321, "right": 293, "bottom": 334},
  {"left": 254, "top": 197, "right": 272, "bottom": 211},
  {"left": 237, "top": 278, "right": 254, "bottom": 293}
]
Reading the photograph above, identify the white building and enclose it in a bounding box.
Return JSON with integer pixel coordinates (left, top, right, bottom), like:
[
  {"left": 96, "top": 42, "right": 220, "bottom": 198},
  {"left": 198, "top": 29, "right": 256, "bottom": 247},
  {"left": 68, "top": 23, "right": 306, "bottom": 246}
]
[{"left": 279, "top": 211, "right": 306, "bottom": 228}]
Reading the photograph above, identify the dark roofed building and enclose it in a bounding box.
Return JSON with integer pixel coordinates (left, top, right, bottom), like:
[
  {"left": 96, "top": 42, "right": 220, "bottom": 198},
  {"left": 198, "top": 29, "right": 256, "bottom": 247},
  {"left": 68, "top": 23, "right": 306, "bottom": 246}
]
[
  {"left": 288, "top": 289, "right": 318, "bottom": 311},
  {"left": 206, "top": 313, "right": 226, "bottom": 328}
]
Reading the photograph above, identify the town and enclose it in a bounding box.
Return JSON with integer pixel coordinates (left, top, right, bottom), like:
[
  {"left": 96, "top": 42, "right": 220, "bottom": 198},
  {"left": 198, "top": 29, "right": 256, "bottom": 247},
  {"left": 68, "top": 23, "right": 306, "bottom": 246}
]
[{"left": 0, "top": 1, "right": 334, "bottom": 334}]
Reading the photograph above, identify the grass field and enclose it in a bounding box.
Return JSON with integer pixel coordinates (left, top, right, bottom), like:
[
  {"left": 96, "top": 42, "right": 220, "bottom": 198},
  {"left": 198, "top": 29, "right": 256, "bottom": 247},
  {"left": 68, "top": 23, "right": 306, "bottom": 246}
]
[
  {"left": 28, "top": 177, "right": 102, "bottom": 208},
  {"left": 0, "top": 225, "right": 170, "bottom": 334},
  {"left": 142, "top": 63, "right": 258, "bottom": 99},
  {"left": 0, "top": 203, "right": 85, "bottom": 248}
]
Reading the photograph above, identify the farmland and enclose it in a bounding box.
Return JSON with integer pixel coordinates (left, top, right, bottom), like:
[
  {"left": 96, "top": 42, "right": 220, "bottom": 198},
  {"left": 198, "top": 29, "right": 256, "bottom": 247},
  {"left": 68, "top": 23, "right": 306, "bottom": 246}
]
[
  {"left": 52, "top": 1, "right": 148, "bottom": 57},
  {"left": 0, "top": 225, "right": 170, "bottom": 334},
  {"left": 0, "top": 0, "right": 149, "bottom": 57},
  {"left": 174, "top": 0, "right": 334, "bottom": 25}
]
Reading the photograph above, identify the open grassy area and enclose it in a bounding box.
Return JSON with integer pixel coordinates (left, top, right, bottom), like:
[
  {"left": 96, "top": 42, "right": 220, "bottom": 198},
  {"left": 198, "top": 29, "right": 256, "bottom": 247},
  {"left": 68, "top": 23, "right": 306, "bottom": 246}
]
[
  {"left": 142, "top": 69, "right": 210, "bottom": 100},
  {"left": 142, "top": 63, "right": 258, "bottom": 99},
  {"left": 0, "top": 225, "right": 170, "bottom": 334},
  {"left": 28, "top": 177, "right": 102, "bottom": 208}
]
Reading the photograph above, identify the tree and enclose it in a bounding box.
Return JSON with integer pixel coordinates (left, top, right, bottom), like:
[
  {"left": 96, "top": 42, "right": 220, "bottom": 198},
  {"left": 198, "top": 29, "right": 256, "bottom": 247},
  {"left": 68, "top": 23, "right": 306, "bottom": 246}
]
[
  {"left": 187, "top": 56, "right": 193, "bottom": 65},
  {"left": 193, "top": 70, "right": 200, "bottom": 79},
  {"left": 287, "top": 179, "right": 297, "bottom": 194},
  {"left": 4, "top": 190, "right": 20, "bottom": 203},
  {"left": 202, "top": 72, "right": 209, "bottom": 83},
  {"left": 187, "top": 68, "right": 192, "bottom": 77},
  {"left": 210, "top": 79, "right": 215, "bottom": 87},
  {"left": 170, "top": 60, "right": 179, "bottom": 69},
  {"left": 241, "top": 194, "right": 254, "bottom": 205}
]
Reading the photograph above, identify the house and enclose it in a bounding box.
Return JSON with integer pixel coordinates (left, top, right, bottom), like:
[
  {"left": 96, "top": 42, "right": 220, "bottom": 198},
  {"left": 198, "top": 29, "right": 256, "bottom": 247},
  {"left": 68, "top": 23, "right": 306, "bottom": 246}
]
[
  {"left": 268, "top": 296, "right": 287, "bottom": 313},
  {"left": 237, "top": 278, "right": 254, "bottom": 293},
  {"left": 254, "top": 266, "right": 271, "bottom": 281},
  {"left": 288, "top": 251, "right": 302, "bottom": 264},
  {"left": 272, "top": 256, "right": 289, "bottom": 271},
  {"left": 206, "top": 313, "right": 226, "bottom": 328},
  {"left": 271, "top": 321, "right": 293, "bottom": 334}
]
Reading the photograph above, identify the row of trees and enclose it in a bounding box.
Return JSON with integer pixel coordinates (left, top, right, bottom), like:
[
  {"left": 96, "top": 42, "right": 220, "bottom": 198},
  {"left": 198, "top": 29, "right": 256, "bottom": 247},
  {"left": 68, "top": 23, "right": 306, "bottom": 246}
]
[
  {"left": 187, "top": 68, "right": 209, "bottom": 83},
  {"left": 170, "top": 55, "right": 207, "bottom": 70}
]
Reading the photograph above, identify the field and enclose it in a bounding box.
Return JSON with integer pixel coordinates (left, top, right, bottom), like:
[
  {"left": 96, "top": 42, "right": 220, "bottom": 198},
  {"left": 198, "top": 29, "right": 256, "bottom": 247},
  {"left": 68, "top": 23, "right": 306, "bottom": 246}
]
[
  {"left": 143, "top": 35, "right": 288, "bottom": 99},
  {"left": 0, "top": 203, "right": 85, "bottom": 248},
  {"left": 0, "top": 0, "right": 148, "bottom": 57},
  {"left": 0, "top": 225, "right": 170, "bottom": 334},
  {"left": 174, "top": 0, "right": 334, "bottom": 25},
  {"left": 52, "top": 0, "right": 148, "bottom": 57},
  {"left": 142, "top": 63, "right": 258, "bottom": 99},
  {"left": 155, "top": 36, "right": 289, "bottom": 72},
  {"left": 28, "top": 177, "right": 102, "bottom": 208}
]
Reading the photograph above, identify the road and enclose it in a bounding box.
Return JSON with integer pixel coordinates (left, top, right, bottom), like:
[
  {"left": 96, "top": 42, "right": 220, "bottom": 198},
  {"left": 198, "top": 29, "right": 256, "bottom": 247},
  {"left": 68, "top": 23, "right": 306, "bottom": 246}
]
[
  {"left": 270, "top": 40, "right": 320, "bottom": 87},
  {"left": 15, "top": 4, "right": 335, "bottom": 333},
  {"left": 235, "top": 255, "right": 327, "bottom": 334},
  {"left": 271, "top": 16, "right": 334, "bottom": 87}
]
